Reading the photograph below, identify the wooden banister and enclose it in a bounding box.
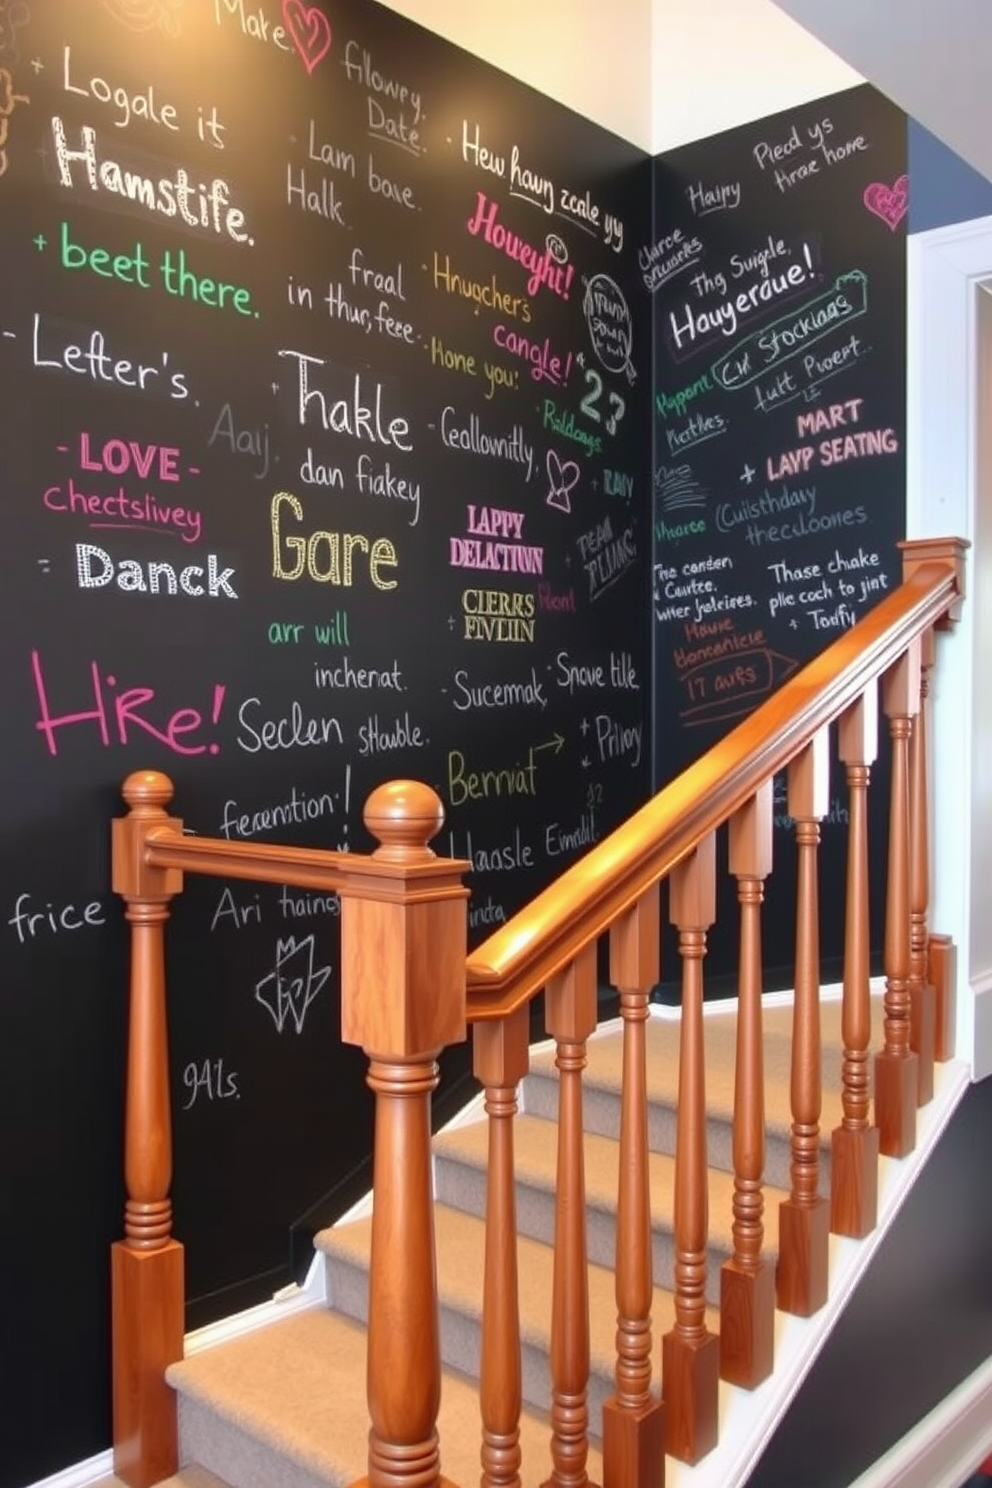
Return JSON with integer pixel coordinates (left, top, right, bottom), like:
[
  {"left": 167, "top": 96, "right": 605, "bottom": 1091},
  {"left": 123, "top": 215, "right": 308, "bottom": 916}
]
[
  {"left": 465, "top": 549, "right": 965, "bottom": 1022},
  {"left": 112, "top": 536, "right": 967, "bottom": 1488}
]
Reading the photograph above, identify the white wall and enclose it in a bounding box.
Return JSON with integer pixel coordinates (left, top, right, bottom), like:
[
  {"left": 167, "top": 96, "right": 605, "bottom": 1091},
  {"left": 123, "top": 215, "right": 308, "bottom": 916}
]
[{"left": 379, "top": 1, "right": 860, "bottom": 153}]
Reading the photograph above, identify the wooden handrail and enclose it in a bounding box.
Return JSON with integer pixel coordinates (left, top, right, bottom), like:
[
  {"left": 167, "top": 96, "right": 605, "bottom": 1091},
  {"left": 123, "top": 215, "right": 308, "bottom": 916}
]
[{"left": 465, "top": 544, "right": 966, "bottom": 1020}]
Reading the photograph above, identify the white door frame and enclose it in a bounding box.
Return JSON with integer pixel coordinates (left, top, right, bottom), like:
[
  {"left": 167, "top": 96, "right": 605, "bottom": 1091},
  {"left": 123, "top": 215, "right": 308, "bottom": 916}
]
[{"left": 907, "top": 212, "right": 992, "bottom": 1078}]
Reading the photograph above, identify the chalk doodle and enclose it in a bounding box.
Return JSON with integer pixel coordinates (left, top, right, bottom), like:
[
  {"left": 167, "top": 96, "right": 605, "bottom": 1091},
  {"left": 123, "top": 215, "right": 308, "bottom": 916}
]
[
  {"left": 862, "top": 175, "right": 908, "bottom": 232},
  {"left": 282, "top": 0, "right": 332, "bottom": 74},
  {"left": 254, "top": 933, "right": 331, "bottom": 1034},
  {"left": 0, "top": 0, "right": 29, "bottom": 62},
  {"left": 546, "top": 448, "right": 580, "bottom": 513},
  {"left": 0, "top": 65, "right": 27, "bottom": 178},
  {"left": 101, "top": 0, "right": 183, "bottom": 36}
]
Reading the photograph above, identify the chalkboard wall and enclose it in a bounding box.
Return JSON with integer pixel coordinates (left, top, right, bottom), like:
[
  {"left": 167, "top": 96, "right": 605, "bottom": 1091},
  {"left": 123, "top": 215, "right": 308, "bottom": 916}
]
[
  {"left": 649, "top": 86, "right": 907, "bottom": 990},
  {"left": 0, "top": 3, "right": 651, "bottom": 1481}
]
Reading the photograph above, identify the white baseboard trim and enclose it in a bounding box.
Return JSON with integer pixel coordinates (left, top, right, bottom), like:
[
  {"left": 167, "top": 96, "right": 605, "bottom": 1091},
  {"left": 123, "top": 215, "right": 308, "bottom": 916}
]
[
  {"left": 847, "top": 1354, "right": 992, "bottom": 1488},
  {"left": 183, "top": 1247, "right": 326, "bottom": 1357},
  {"left": 26, "top": 1449, "right": 113, "bottom": 1488},
  {"left": 971, "top": 968, "right": 992, "bottom": 1081}
]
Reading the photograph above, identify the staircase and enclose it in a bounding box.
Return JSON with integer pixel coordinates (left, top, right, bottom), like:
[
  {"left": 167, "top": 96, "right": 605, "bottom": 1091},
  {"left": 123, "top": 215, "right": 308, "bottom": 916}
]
[
  {"left": 157, "top": 994, "right": 966, "bottom": 1488},
  {"left": 107, "top": 537, "right": 970, "bottom": 1488}
]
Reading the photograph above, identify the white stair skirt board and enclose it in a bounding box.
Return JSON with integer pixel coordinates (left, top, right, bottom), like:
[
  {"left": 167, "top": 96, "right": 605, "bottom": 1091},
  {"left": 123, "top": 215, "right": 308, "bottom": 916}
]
[
  {"left": 661, "top": 1057, "right": 970, "bottom": 1488},
  {"left": 25, "top": 1450, "right": 114, "bottom": 1488},
  {"left": 847, "top": 1354, "right": 992, "bottom": 1488}
]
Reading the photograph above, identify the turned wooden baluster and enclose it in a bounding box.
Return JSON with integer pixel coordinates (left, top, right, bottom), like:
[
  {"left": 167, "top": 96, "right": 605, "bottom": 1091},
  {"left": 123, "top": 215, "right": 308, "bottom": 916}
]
[
  {"left": 543, "top": 943, "right": 599, "bottom": 1488},
  {"left": 111, "top": 770, "right": 186, "bottom": 1488},
  {"left": 721, "top": 783, "right": 774, "bottom": 1388},
  {"left": 900, "top": 536, "right": 968, "bottom": 1060},
  {"left": 777, "top": 732, "right": 830, "bottom": 1317},
  {"left": 475, "top": 1004, "right": 530, "bottom": 1488},
  {"left": 663, "top": 833, "right": 719, "bottom": 1466},
  {"left": 340, "top": 781, "right": 468, "bottom": 1488},
  {"left": 831, "top": 689, "right": 881, "bottom": 1239},
  {"left": 875, "top": 643, "right": 921, "bottom": 1158},
  {"left": 908, "top": 629, "right": 937, "bottom": 1105},
  {"left": 603, "top": 886, "right": 665, "bottom": 1488}
]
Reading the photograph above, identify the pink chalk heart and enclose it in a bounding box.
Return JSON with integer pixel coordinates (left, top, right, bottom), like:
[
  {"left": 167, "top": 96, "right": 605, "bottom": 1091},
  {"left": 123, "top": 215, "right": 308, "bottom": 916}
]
[
  {"left": 282, "top": 0, "right": 332, "bottom": 74},
  {"left": 863, "top": 174, "right": 909, "bottom": 231}
]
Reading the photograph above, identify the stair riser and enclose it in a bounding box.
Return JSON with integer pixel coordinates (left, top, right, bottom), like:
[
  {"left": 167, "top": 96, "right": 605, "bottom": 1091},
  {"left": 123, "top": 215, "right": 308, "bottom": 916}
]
[
  {"left": 434, "top": 1153, "right": 732, "bottom": 1307},
  {"left": 521, "top": 1069, "right": 832, "bottom": 1193},
  {"left": 325, "top": 1250, "right": 617, "bottom": 1437},
  {"left": 179, "top": 1394, "right": 345, "bottom": 1488}
]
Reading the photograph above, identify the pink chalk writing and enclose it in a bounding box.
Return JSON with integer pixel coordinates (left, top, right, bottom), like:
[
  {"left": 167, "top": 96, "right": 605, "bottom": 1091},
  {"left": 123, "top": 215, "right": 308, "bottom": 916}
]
[
  {"left": 31, "top": 648, "right": 225, "bottom": 757},
  {"left": 78, "top": 432, "right": 184, "bottom": 482},
  {"left": 466, "top": 191, "right": 574, "bottom": 301}
]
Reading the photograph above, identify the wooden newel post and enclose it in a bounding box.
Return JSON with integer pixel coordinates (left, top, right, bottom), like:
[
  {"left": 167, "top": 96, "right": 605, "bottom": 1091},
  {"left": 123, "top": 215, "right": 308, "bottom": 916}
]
[
  {"left": 111, "top": 770, "right": 186, "bottom": 1488},
  {"left": 340, "top": 780, "right": 468, "bottom": 1488}
]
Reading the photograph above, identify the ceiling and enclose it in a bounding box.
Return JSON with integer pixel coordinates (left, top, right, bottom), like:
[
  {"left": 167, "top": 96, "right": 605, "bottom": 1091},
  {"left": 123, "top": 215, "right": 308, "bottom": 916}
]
[{"left": 771, "top": 0, "right": 992, "bottom": 184}]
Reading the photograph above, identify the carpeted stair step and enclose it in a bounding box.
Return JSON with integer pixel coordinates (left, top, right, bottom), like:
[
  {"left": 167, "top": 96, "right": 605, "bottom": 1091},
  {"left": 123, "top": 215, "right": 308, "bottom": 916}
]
[
  {"left": 522, "top": 1002, "right": 853, "bottom": 1192},
  {"left": 317, "top": 1201, "right": 719, "bottom": 1435},
  {"left": 168, "top": 1309, "right": 602, "bottom": 1488},
  {"left": 430, "top": 1114, "right": 789, "bottom": 1307}
]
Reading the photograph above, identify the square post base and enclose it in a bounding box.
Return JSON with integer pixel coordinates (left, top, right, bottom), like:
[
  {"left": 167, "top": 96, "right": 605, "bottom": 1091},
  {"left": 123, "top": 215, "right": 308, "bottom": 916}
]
[
  {"left": 830, "top": 1124, "right": 880, "bottom": 1238},
  {"left": 929, "top": 934, "right": 957, "bottom": 1062},
  {"left": 875, "top": 1050, "right": 918, "bottom": 1157},
  {"left": 719, "top": 1258, "right": 775, "bottom": 1388},
  {"left": 602, "top": 1393, "right": 665, "bottom": 1488},
  {"left": 112, "top": 1239, "right": 184, "bottom": 1488},
  {"left": 776, "top": 1197, "right": 829, "bottom": 1317},
  {"left": 661, "top": 1329, "right": 719, "bottom": 1465},
  {"left": 910, "top": 980, "right": 936, "bottom": 1106}
]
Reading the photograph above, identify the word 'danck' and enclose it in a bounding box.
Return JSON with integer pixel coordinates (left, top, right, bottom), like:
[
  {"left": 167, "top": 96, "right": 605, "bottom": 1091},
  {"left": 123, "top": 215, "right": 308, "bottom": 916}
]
[{"left": 78, "top": 432, "right": 183, "bottom": 481}]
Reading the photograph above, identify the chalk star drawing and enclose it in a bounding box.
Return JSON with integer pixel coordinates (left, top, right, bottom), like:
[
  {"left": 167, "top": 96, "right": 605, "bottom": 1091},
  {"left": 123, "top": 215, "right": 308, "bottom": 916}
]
[
  {"left": 740, "top": 463, "right": 756, "bottom": 485},
  {"left": 254, "top": 934, "right": 331, "bottom": 1035}
]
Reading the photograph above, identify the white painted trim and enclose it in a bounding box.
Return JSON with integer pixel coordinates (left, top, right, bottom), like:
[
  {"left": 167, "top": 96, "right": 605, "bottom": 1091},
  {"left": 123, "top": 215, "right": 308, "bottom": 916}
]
[
  {"left": 907, "top": 213, "right": 992, "bottom": 1077},
  {"left": 183, "top": 1248, "right": 326, "bottom": 1358},
  {"left": 648, "top": 978, "right": 849, "bottom": 1020},
  {"left": 847, "top": 1353, "right": 992, "bottom": 1488},
  {"left": 25, "top": 1451, "right": 114, "bottom": 1488},
  {"left": 971, "top": 967, "right": 992, "bottom": 1081},
  {"left": 664, "top": 1057, "right": 971, "bottom": 1488}
]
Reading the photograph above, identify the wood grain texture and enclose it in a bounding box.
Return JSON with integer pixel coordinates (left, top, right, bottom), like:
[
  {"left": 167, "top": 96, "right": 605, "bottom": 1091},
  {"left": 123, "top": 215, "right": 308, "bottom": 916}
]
[
  {"left": 604, "top": 890, "right": 664, "bottom": 1488},
  {"left": 722, "top": 786, "right": 774, "bottom": 1389},
  {"left": 832, "top": 690, "right": 879, "bottom": 1239},
  {"left": 776, "top": 1198, "right": 830, "bottom": 1318},
  {"left": 878, "top": 653, "right": 919, "bottom": 1158},
  {"left": 111, "top": 1240, "right": 184, "bottom": 1488},
  {"left": 475, "top": 1008, "right": 529, "bottom": 1488},
  {"left": 719, "top": 1260, "right": 775, "bottom": 1389},
  {"left": 929, "top": 933, "right": 958, "bottom": 1062},
  {"left": 543, "top": 946, "right": 598, "bottom": 1488},
  {"left": 664, "top": 840, "right": 718, "bottom": 1466}
]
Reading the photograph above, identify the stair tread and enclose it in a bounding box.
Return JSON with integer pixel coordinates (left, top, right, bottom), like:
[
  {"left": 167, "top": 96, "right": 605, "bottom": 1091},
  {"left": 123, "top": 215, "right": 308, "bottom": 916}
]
[
  {"left": 432, "top": 1113, "right": 793, "bottom": 1252},
  {"left": 318, "top": 1201, "right": 721, "bottom": 1378},
  {"left": 169, "top": 1307, "right": 603, "bottom": 1486},
  {"left": 525, "top": 1000, "right": 860, "bottom": 1138}
]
